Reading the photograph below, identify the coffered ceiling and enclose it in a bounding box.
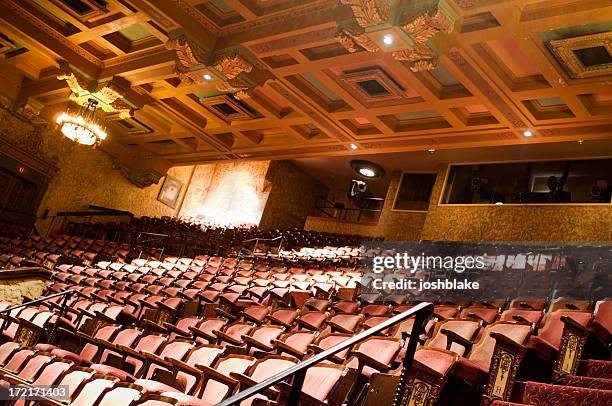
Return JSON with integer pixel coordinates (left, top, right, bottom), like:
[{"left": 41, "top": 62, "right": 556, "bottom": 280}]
[{"left": 1, "top": 0, "right": 611, "bottom": 170}]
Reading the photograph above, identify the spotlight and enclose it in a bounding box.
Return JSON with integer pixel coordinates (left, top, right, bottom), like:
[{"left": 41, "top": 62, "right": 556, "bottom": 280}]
[
  {"left": 351, "top": 160, "right": 385, "bottom": 180},
  {"left": 358, "top": 167, "right": 376, "bottom": 178},
  {"left": 203, "top": 74, "right": 213, "bottom": 81},
  {"left": 382, "top": 34, "right": 394, "bottom": 45},
  {"left": 427, "top": 148, "right": 436, "bottom": 154},
  {"left": 495, "top": 201, "right": 504, "bottom": 205},
  {"left": 350, "top": 143, "right": 358, "bottom": 150},
  {"left": 523, "top": 130, "right": 533, "bottom": 137},
  {"left": 578, "top": 140, "right": 584, "bottom": 145}
]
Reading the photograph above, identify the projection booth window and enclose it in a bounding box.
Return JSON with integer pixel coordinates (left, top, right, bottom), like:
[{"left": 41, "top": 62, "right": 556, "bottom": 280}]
[
  {"left": 393, "top": 173, "right": 437, "bottom": 211},
  {"left": 442, "top": 159, "right": 612, "bottom": 204}
]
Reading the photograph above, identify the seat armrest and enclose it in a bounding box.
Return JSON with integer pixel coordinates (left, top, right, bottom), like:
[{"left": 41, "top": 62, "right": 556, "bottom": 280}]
[
  {"left": 140, "top": 319, "right": 166, "bottom": 333},
  {"left": 560, "top": 315, "right": 590, "bottom": 333},
  {"left": 351, "top": 350, "right": 393, "bottom": 372},
  {"left": 168, "top": 358, "right": 201, "bottom": 376},
  {"left": 490, "top": 332, "right": 526, "bottom": 350},
  {"left": 157, "top": 300, "right": 179, "bottom": 312},
  {"left": 242, "top": 335, "right": 273, "bottom": 352},
  {"left": 125, "top": 298, "right": 142, "bottom": 308},
  {"left": 189, "top": 326, "right": 216, "bottom": 341},
  {"left": 466, "top": 312, "right": 489, "bottom": 326},
  {"left": 271, "top": 339, "right": 304, "bottom": 358},
  {"left": 163, "top": 323, "right": 190, "bottom": 337},
  {"left": 141, "top": 350, "right": 168, "bottom": 366},
  {"left": 198, "top": 364, "right": 237, "bottom": 386},
  {"left": 214, "top": 330, "right": 242, "bottom": 345},
  {"left": 307, "top": 344, "right": 343, "bottom": 363},
  {"left": 441, "top": 328, "right": 475, "bottom": 352}
]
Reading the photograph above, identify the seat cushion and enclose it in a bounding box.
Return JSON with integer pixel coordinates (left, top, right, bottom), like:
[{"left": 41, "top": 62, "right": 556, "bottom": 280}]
[
  {"left": 526, "top": 336, "right": 557, "bottom": 361},
  {"left": 90, "top": 364, "right": 136, "bottom": 381},
  {"left": 414, "top": 349, "right": 455, "bottom": 376},
  {"left": 135, "top": 379, "right": 182, "bottom": 394},
  {"left": 452, "top": 357, "right": 488, "bottom": 384},
  {"left": 162, "top": 392, "right": 212, "bottom": 406}
]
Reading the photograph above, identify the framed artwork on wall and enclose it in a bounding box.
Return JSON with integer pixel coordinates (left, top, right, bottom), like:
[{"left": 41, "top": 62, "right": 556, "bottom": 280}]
[{"left": 157, "top": 176, "right": 183, "bottom": 208}]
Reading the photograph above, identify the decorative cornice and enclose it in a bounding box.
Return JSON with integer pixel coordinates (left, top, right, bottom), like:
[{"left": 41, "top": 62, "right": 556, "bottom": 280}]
[
  {"left": 335, "top": 23, "right": 380, "bottom": 53},
  {"left": 57, "top": 62, "right": 134, "bottom": 119},
  {"left": 212, "top": 51, "right": 253, "bottom": 80},
  {"left": 339, "top": 0, "right": 391, "bottom": 28},
  {"left": 165, "top": 34, "right": 208, "bottom": 69}
]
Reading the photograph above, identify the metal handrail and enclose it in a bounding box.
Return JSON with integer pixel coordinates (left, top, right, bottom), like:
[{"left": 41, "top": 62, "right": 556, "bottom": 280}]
[
  {"left": 0, "top": 289, "right": 76, "bottom": 343},
  {"left": 216, "top": 301, "right": 434, "bottom": 406}
]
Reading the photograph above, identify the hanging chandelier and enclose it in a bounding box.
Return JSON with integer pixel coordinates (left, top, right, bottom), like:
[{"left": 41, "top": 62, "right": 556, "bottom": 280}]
[{"left": 55, "top": 98, "right": 107, "bottom": 146}]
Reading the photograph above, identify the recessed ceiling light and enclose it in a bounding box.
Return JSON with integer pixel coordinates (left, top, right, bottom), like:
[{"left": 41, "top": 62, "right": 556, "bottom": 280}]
[
  {"left": 495, "top": 201, "right": 504, "bottom": 205},
  {"left": 358, "top": 167, "right": 376, "bottom": 178},
  {"left": 523, "top": 130, "right": 533, "bottom": 137},
  {"left": 427, "top": 148, "right": 436, "bottom": 154},
  {"left": 351, "top": 160, "right": 385, "bottom": 179},
  {"left": 578, "top": 139, "right": 584, "bottom": 144},
  {"left": 350, "top": 143, "right": 358, "bottom": 150},
  {"left": 382, "top": 34, "right": 394, "bottom": 45},
  {"left": 203, "top": 74, "right": 213, "bottom": 81}
]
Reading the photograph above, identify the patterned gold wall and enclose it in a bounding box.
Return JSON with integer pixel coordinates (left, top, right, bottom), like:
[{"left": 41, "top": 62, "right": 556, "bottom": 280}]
[
  {"left": 421, "top": 166, "right": 612, "bottom": 242},
  {"left": 259, "top": 161, "right": 329, "bottom": 230},
  {"left": 0, "top": 109, "right": 191, "bottom": 235},
  {"left": 375, "top": 171, "right": 428, "bottom": 241},
  {"left": 0, "top": 277, "right": 46, "bottom": 303}
]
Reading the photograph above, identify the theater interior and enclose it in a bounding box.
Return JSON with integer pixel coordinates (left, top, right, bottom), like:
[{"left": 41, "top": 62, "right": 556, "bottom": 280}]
[{"left": 0, "top": 0, "right": 611, "bottom": 405}]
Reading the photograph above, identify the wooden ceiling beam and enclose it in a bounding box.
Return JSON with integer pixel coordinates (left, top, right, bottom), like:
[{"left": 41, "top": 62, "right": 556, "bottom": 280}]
[
  {"left": 0, "top": 1, "right": 101, "bottom": 77},
  {"left": 131, "top": 0, "right": 217, "bottom": 49}
]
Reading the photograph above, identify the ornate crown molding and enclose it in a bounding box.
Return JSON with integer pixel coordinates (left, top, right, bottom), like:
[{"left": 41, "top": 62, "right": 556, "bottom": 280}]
[{"left": 57, "top": 62, "right": 134, "bottom": 119}]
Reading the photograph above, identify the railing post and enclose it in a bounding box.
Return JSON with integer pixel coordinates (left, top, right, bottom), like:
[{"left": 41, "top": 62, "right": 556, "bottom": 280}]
[
  {"left": 393, "top": 310, "right": 430, "bottom": 406},
  {"left": 50, "top": 290, "right": 72, "bottom": 344},
  {"left": 286, "top": 368, "right": 306, "bottom": 406}
]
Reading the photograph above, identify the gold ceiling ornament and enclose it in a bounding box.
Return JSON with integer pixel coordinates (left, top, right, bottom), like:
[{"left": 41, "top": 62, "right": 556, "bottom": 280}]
[
  {"left": 340, "top": 0, "right": 391, "bottom": 28},
  {"left": 57, "top": 63, "right": 134, "bottom": 119},
  {"left": 335, "top": 24, "right": 380, "bottom": 53},
  {"left": 212, "top": 51, "right": 253, "bottom": 80},
  {"left": 210, "top": 50, "right": 255, "bottom": 94},
  {"left": 215, "top": 78, "right": 251, "bottom": 94},
  {"left": 400, "top": 9, "right": 454, "bottom": 44},
  {"left": 165, "top": 34, "right": 208, "bottom": 69},
  {"left": 393, "top": 9, "right": 454, "bottom": 72},
  {"left": 335, "top": 3, "right": 455, "bottom": 71}
]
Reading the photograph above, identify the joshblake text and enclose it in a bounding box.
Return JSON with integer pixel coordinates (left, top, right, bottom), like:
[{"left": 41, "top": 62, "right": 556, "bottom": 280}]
[{"left": 372, "top": 277, "right": 480, "bottom": 291}]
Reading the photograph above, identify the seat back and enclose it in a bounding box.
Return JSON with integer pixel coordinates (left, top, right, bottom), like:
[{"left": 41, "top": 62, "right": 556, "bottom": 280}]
[
  {"left": 468, "top": 322, "right": 532, "bottom": 370},
  {"left": 201, "top": 356, "right": 255, "bottom": 404},
  {"left": 97, "top": 384, "right": 142, "bottom": 406},
  {"left": 70, "top": 377, "right": 116, "bottom": 406},
  {"left": 428, "top": 319, "right": 480, "bottom": 355},
  {"left": 538, "top": 310, "right": 592, "bottom": 349}
]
